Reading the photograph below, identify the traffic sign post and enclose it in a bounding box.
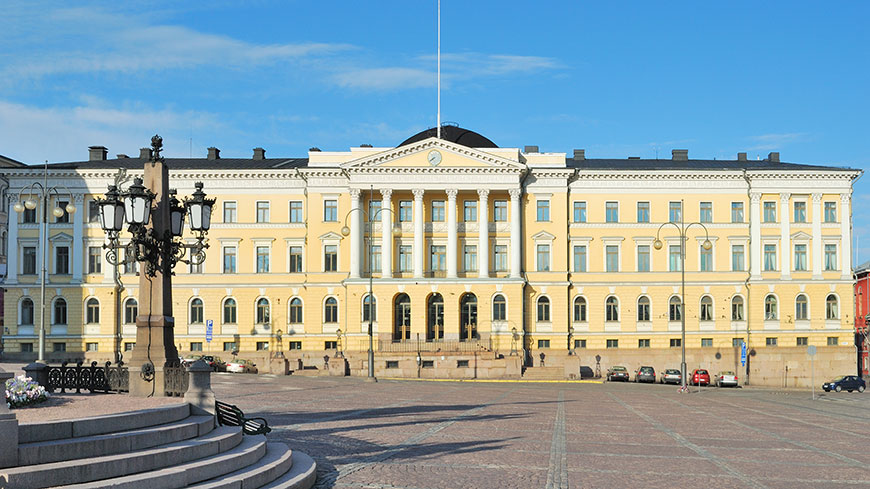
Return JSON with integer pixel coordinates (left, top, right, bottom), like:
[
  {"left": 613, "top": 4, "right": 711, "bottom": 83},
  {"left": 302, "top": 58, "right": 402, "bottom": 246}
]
[
  {"left": 206, "top": 319, "right": 213, "bottom": 343},
  {"left": 740, "top": 341, "right": 747, "bottom": 367},
  {"left": 807, "top": 345, "right": 817, "bottom": 400}
]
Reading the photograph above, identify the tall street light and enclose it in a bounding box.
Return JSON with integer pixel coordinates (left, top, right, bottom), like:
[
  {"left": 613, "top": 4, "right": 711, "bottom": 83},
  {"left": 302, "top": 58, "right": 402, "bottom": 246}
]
[{"left": 653, "top": 199, "right": 711, "bottom": 391}]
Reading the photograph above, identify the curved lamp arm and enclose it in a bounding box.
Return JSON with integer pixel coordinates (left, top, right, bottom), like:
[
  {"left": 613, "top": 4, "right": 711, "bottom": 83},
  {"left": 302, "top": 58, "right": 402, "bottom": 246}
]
[{"left": 340, "top": 206, "right": 401, "bottom": 237}]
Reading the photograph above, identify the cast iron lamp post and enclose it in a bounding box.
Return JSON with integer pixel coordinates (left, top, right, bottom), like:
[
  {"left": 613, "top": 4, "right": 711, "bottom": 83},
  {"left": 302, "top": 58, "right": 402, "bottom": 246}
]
[{"left": 653, "top": 199, "right": 712, "bottom": 391}]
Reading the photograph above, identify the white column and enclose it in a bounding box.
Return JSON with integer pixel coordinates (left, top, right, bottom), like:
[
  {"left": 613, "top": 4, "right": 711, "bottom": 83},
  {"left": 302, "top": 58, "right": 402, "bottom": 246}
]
[
  {"left": 380, "top": 189, "right": 393, "bottom": 278},
  {"left": 446, "top": 189, "right": 458, "bottom": 278},
  {"left": 348, "top": 189, "right": 361, "bottom": 279},
  {"left": 7, "top": 198, "right": 18, "bottom": 284},
  {"left": 72, "top": 193, "right": 84, "bottom": 283},
  {"left": 477, "top": 189, "right": 489, "bottom": 278},
  {"left": 811, "top": 193, "right": 823, "bottom": 279},
  {"left": 749, "top": 192, "right": 762, "bottom": 278},
  {"left": 413, "top": 189, "right": 425, "bottom": 278},
  {"left": 841, "top": 193, "right": 852, "bottom": 279},
  {"left": 780, "top": 193, "right": 791, "bottom": 279},
  {"left": 509, "top": 188, "right": 522, "bottom": 278}
]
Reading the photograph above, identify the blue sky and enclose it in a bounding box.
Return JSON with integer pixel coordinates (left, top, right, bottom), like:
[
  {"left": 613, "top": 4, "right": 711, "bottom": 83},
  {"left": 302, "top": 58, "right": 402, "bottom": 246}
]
[{"left": 2, "top": 1, "right": 868, "bottom": 259}]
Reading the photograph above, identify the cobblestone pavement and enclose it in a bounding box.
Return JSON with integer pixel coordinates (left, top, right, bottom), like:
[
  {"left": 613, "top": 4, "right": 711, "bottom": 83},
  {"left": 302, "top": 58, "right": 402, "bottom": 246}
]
[{"left": 215, "top": 375, "right": 870, "bottom": 488}]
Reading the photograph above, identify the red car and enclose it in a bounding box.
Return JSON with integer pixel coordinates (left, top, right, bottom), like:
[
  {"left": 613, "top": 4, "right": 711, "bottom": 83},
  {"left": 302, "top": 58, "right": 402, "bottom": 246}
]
[{"left": 690, "top": 369, "right": 711, "bottom": 386}]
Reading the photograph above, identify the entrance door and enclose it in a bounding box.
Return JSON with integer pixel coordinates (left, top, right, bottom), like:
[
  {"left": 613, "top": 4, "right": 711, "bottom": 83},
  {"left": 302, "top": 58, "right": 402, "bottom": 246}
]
[
  {"left": 394, "top": 293, "right": 411, "bottom": 341},
  {"left": 459, "top": 293, "right": 477, "bottom": 341},
  {"left": 427, "top": 293, "right": 444, "bottom": 341}
]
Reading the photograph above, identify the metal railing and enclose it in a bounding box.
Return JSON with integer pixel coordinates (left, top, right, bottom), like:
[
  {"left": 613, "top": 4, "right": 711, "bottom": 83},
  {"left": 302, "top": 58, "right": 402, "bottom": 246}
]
[
  {"left": 164, "top": 362, "right": 189, "bottom": 397},
  {"left": 378, "top": 337, "right": 492, "bottom": 353},
  {"left": 45, "top": 361, "right": 129, "bottom": 394}
]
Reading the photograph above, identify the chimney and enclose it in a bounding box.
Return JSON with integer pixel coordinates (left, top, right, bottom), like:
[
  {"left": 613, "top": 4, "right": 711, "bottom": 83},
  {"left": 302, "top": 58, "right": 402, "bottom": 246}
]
[
  {"left": 309, "top": 147, "right": 321, "bottom": 152},
  {"left": 737, "top": 152, "right": 747, "bottom": 161},
  {"left": 671, "top": 149, "right": 688, "bottom": 161},
  {"left": 253, "top": 147, "right": 265, "bottom": 160},
  {"left": 88, "top": 146, "right": 108, "bottom": 161},
  {"left": 628, "top": 156, "right": 640, "bottom": 160},
  {"left": 767, "top": 152, "right": 780, "bottom": 163},
  {"left": 573, "top": 149, "right": 585, "bottom": 160},
  {"left": 116, "top": 154, "right": 129, "bottom": 159},
  {"left": 524, "top": 145, "right": 539, "bottom": 153},
  {"left": 139, "top": 148, "right": 152, "bottom": 160},
  {"left": 207, "top": 147, "right": 220, "bottom": 160}
]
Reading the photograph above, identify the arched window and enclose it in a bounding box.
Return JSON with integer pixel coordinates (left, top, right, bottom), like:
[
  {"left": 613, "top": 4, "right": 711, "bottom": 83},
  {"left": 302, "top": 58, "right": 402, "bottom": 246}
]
[
  {"left": 574, "top": 296, "right": 587, "bottom": 322},
  {"left": 362, "top": 295, "right": 376, "bottom": 322},
  {"left": 427, "top": 293, "right": 444, "bottom": 340},
  {"left": 537, "top": 297, "right": 550, "bottom": 322},
  {"left": 190, "top": 298, "right": 204, "bottom": 324},
  {"left": 53, "top": 298, "right": 67, "bottom": 325},
  {"left": 124, "top": 298, "right": 138, "bottom": 324},
  {"left": 637, "top": 296, "right": 650, "bottom": 322},
  {"left": 86, "top": 298, "right": 100, "bottom": 324},
  {"left": 764, "top": 295, "right": 778, "bottom": 320},
  {"left": 289, "top": 298, "right": 303, "bottom": 324},
  {"left": 605, "top": 296, "right": 619, "bottom": 322},
  {"left": 669, "top": 297, "right": 682, "bottom": 321},
  {"left": 223, "top": 298, "right": 237, "bottom": 324},
  {"left": 492, "top": 294, "right": 506, "bottom": 321},
  {"left": 826, "top": 294, "right": 838, "bottom": 320},
  {"left": 795, "top": 294, "right": 808, "bottom": 321},
  {"left": 21, "top": 298, "right": 34, "bottom": 325},
  {"left": 731, "top": 296, "right": 744, "bottom": 321},
  {"left": 393, "top": 294, "right": 410, "bottom": 340},
  {"left": 700, "top": 296, "right": 713, "bottom": 321},
  {"left": 460, "top": 294, "right": 478, "bottom": 341},
  {"left": 256, "top": 298, "right": 270, "bottom": 324},
  {"left": 324, "top": 297, "right": 338, "bottom": 323}
]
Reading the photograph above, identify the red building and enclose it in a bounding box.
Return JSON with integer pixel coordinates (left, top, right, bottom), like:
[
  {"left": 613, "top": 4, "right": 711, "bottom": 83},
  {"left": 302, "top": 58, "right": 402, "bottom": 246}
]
[{"left": 854, "top": 261, "right": 870, "bottom": 376}]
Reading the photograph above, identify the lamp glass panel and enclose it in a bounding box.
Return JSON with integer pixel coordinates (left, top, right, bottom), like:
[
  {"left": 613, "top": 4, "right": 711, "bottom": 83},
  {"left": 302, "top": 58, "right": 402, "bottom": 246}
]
[
  {"left": 112, "top": 203, "right": 125, "bottom": 231},
  {"left": 124, "top": 195, "right": 135, "bottom": 224},
  {"left": 189, "top": 202, "right": 203, "bottom": 230},
  {"left": 139, "top": 196, "right": 151, "bottom": 225},
  {"left": 201, "top": 204, "right": 212, "bottom": 230},
  {"left": 170, "top": 209, "right": 184, "bottom": 236}
]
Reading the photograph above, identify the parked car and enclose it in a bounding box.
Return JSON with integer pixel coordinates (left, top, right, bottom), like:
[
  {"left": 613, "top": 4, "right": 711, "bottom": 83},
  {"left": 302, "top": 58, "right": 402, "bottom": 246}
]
[
  {"left": 822, "top": 375, "right": 866, "bottom": 393},
  {"left": 226, "top": 359, "right": 258, "bottom": 374},
  {"left": 606, "top": 366, "right": 630, "bottom": 382},
  {"left": 660, "top": 369, "right": 682, "bottom": 385},
  {"left": 690, "top": 369, "right": 711, "bottom": 386},
  {"left": 635, "top": 366, "right": 656, "bottom": 383},
  {"left": 715, "top": 371, "right": 739, "bottom": 387},
  {"left": 200, "top": 355, "right": 226, "bottom": 372},
  {"left": 181, "top": 354, "right": 202, "bottom": 367}
]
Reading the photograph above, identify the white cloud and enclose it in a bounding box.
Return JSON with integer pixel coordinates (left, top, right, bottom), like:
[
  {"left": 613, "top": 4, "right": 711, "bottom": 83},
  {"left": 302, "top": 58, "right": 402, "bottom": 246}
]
[
  {"left": 747, "top": 132, "right": 809, "bottom": 151},
  {"left": 332, "top": 68, "right": 435, "bottom": 90}
]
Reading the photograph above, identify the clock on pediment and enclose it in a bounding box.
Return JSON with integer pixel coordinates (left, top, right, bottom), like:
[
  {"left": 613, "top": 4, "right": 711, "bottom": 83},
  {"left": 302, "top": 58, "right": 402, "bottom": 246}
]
[{"left": 427, "top": 150, "right": 442, "bottom": 166}]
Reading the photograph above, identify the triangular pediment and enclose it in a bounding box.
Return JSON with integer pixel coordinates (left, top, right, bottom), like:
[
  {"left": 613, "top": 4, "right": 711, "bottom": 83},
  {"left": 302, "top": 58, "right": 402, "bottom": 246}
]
[
  {"left": 341, "top": 137, "right": 523, "bottom": 171},
  {"left": 319, "top": 231, "right": 344, "bottom": 241},
  {"left": 48, "top": 232, "right": 73, "bottom": 242},
  {"left": 790, "top": 231, "right": 813, "bottom": 240},
  {"left": 531, "top": 231, "right": 556, "bottom": 241}
]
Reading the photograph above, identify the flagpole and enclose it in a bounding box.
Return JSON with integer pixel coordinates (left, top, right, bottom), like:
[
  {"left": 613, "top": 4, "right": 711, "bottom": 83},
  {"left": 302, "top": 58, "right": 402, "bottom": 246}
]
[{"left": 437, "top": 0, "right": 441, "bottom": 139}]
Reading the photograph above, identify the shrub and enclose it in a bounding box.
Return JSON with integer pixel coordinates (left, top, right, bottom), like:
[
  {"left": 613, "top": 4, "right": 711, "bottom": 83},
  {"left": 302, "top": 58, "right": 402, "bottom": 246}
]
[{"left": 5, "top": 375, "right": 49, "bottom": 409}]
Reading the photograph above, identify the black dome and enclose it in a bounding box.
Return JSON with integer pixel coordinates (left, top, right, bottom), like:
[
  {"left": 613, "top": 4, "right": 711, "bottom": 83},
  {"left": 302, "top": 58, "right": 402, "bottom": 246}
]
[{"left": 398, "top": 125, "right": 498, "bottom": 148}]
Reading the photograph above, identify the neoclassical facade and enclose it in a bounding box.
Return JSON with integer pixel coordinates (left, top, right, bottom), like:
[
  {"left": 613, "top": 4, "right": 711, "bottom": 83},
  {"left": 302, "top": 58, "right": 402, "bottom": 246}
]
[{"left": 0, "top": 127, "right": 862, "bottom": 375}]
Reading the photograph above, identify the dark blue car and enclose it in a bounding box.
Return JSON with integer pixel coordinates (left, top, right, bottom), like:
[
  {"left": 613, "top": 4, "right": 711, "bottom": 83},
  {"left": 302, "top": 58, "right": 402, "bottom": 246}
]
[{"left": 822, "top": 375, "right": 865, "bottom": 393}]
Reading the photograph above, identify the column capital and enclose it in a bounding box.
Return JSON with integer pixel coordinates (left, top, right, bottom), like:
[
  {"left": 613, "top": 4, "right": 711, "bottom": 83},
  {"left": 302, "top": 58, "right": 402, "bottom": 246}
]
[
  {"left": 477, "top": 189, "right": 490, "bottom": 200},
  {"left": 73, "top": 193, "right": 85, "bottom": 204},
  {"left": 841, "top": 193, "right": 851, "bottom": 204},
  {"left": 445, "top": 189, "right": 458, "bottom": 201},
  {"left": 349, "top": 188, "right": 361, "bottom": 199},
  {"left": 779, "top": 192, "right": 791, "bottom": 203},
  {"left": 412, "top": 189, "right": 425, "bottom": 200},
  {"left": 380, "top": 188, "right": 393, "bottom": 200},
  {"left": 509, "top": 188, "right": 522, "bottom": 200},
  {"left": 750, "top": 192, "right": 762, "bottom": 203},
  {"left": 812, "top": 193, "right": 823, "bottom": 203}
]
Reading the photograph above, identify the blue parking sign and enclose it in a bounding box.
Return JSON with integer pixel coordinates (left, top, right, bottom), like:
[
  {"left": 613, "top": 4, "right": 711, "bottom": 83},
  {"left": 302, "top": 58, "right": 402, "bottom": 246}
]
[
  {"left": 740, "top": 341, "right": 747, "bottom": 366},
  {"left": 206, "top": 319, "right": 213, "bottom": 343}
]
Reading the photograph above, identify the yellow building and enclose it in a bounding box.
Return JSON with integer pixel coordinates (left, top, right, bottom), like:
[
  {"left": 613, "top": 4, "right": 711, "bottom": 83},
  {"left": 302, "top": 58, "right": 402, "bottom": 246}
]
[{"left": 1, "top": 127, "right": 862, "bottom": 384}]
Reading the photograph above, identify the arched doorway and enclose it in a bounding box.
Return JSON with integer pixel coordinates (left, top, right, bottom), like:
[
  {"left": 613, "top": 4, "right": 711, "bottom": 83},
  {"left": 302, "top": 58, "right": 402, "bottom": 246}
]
[
  {"left": 427, "top": 293, "right": 444, "bottom": 341},
  {"left": 460, "top": 293, "right": 477, "bottom": 341},
  {"left": 393, "top": 293, "right": 411, "bottom": 341}
]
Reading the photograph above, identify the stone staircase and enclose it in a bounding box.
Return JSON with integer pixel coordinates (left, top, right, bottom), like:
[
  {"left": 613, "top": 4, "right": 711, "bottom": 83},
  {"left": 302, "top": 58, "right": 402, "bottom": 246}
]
[
  {"left": 0, "top": 403, "right": 316, "bottom": 489},
  {"left": 521, "top": 366, "right": 566, "bottom": 380}
]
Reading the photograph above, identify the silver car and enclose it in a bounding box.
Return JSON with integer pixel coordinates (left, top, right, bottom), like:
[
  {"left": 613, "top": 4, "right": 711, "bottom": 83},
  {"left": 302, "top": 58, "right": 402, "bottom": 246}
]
[
  {"left": 660, "top": 368, "right": 682, "bottom": 385},
  {"left": 715, "top": 371, "right": 739, "bottom": 387}
]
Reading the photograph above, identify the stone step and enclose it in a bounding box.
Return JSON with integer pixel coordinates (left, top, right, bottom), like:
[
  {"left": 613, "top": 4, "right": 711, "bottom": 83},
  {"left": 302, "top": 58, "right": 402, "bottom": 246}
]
[
  {"left": 19, "top": 403, "right": 191, "bottom": 443},
  {"left": 58, "top": 434, "right": 267, "bottom": 489},
  {"left": 0, "top": 426, "right": 241, "bottom": 488},
  {"left": 259, "top": 451, "right": 317, "bottom": 489},
  {"left": 522, "top": 367, "right": 565, "bottom": 380},
  {"left": 190, "top": 442, "right": 294, "bottom": 489},
  {"left": 19, "top": 415, "right": 215, "bottom": 466}
]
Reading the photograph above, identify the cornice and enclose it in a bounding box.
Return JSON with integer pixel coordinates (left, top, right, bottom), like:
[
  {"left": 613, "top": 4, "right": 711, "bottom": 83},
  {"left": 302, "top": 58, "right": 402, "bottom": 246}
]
[{"left": 341, "top": 137, "right": 526, "bottom": 171}]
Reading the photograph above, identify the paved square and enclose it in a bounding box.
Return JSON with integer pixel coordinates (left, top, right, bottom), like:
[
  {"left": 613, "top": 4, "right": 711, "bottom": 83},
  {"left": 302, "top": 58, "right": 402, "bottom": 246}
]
[{"left": 211, "top": 375, "right": 870, "bottom": 489}]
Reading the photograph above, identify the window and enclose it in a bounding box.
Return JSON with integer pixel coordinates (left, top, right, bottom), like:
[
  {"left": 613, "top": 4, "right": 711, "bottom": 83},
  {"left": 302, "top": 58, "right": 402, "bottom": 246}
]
[
  {"left": 124, "top": 298, "right": 138, "bottom": 324},
  {"left": 88, "top": 200, "right": 101, "bottom": 223},
  {"left": 794, "top": 244, "right": 807, "bottom": 271},
  {"left": 190, "top": 342, "right": 203, "bottom": 352},
  {"left": 764, "top": 295, "right": 778, "bottom": 320},
  {"left": 23, "top": 247, "right": 36, "bottom": 274},
  {"left": 763, "top": 244, "right": 777, "bottom": 271},
  {"left": 86, "top": 298, "right": 100, "bottom": 324},
  {"left": 574, "top": 201, "right": 587, "bottom": 223},
  {"left": 53, "top": 298, "right": 67, "bottom": 325},
  {"left": 493, "top": 200, "right": 508, "bottom": 222},
  {"left": 21, "top": 343, "right": 33, "bottom": 352},
  {"left": 256, "top": 298, "right": 270, "bottom": 324},
  {"left": 635, "top": 339, "right": 649, "bottom": 348},
  {"left": 606, "top": 339, "right": 618, "bottom": 349},
  {"left": 125, "top": 342, "right": 136, "bottom": 351},
  {"left": 123, "top": 249, "right": 140, "bottom": 275},
  {"left": 574, "top": 297, "right": 587, "bottom": 322},
  {"left": 537, "top": 244, "right": 550, "bottom": 272},
  {"left": 699, "top": 202, "right": 712, "bottom": 223},
  {"left": 430, "top": 245, "right": 446, "bottom": 272},
  {"left": 256, "top": 342, "right": 269, "bottom": 351},
  {"left": 700, "top": 296, "right": 713, "bottom": 321},
  {"left": 669, "top": 297, "right": 682, "bottom": 321},
  {"left": 795, "top": 294, "right": 808, "bottom": 320},
  {"left": 289, "top": 297, "right": 304, "bottom": 323},
  {"left": 536, "top": 200, "right": 550, "bottom": 221},
  {"left": 421, "top": 360, "right": 434, "bottom": 369},
  {"left": 431, "top": 200, "right": 445, "bottom": 222},
  {"left": 190, "top": 298, "right": 204, "bottom": 324},
  {"left": 637, "top": 297, "right": 650, "bottom": 321},
  {"left": 386, "top": 360, "right": 399, "bottom": 369},
  {"left": 669, "top": 201, "right": 682, "bottom": 222},
  {"left": 399, "top": 201, "right": 412, "bottom": 222},
  {"left": 55, "top": 200, "right": 70, "bottom": 223},
  {"left": 88, "top": 246, "right": 102, "bottom": 274},
  {"left": 324, "top": 245, "right": 338, "bottom": 272},
  {"left": 53, "top": 343, "right": 66, "bottom": 352},
  {"left": 256, "top": 201, "right": 270, "bottom": 223},
  {"left": 763, "top": 202, "right": 776, "bottom": 222},
  {"left": 537, "top": 297, "right": 550, "bottom": 322},
  {"left": 669, "top": 245, "right": 681, "bottom": 271},
  {"left": 701, "top": 338, "right": 713, "bottom": 347},
  {"left": 794, "top": 201, "right": 807, "bottom": 223},
  {"left": 537, "top": 340, "right": 550, "bottom": 349},
  {"left": 288, "top": 341, "right": 301, "bottom": 350},
  {"left": 223, "top": 246, "right": 237, "bottom": 273},
  {"left": 766, "top": 337, "right": 778, "bottom": 347},
  {"left": 606, "top": 245, "right": 618, "bottom": 272},
  {"left": 493, "top": 245, "right": 508, "bottom": 272},
  {"left": 492, "top": 294, "right": 506, "bottom": 321},
  {"left": 289, "top": 246, "right": 303, "bottom": 272},
  {"left": 368, "top": 200, "right": 381, "bottom": 221},
  {"left": 223, "top": 298, "right": 236, "bottom": 324},
  {"left": 574, "top": 339, "right": 586, "bottom": 349},
  {"left": 700, "top": 245, "right": 712, "bottom": 272},
  {"left": 826, "top": 294, "right": 838, "bottom": 320},
  {"left": 636, "top": 202, "right": 650, "bottom": 223},
  {"left": 324, "top": 341, "right": 337, "bottom": 350},
  {"left": 670, "top": 338, "right": 681, "bottom": 348},
  {"left": 637, "top": 245, "right": 650, "bottom": 272},
  {"left": 23, "top": 207, "right": 36, "bottom": 223},
  {"left": 824, "top": 202, "right": 837, "bottom": 223},
  {"left": 731, "top": 202, "right": 744, "bottom": 223},
  {"left": 55, "top": 246, "right": 69, "bottom": 274},
  {"left": 605, "top": 297, "right": 619, "bottom": 322},
  {"left": 796, "top": 337, "right": 808, "bottom": 346},
  {"left": 573, "top": 245, "right": 587, "bottom": 272},
  {"left": 399, "top": 245, "right": 413, "bottom": 272},
  {"left": 323, "top": 200, "right": 337, "bottom": 222},
  {"left": 189, "top": 256, "right": 203, "bottom": 274},
  {"left": 368, "top": 245, "right": 381, "bottom": 273},
  {"left": 463, "top": 201, "right": 477, "bottom": 222},
  {"left": 824, "top": 244, "right": 837, "bottom": 271},
  {"left": 289, "top": 201, "right": 303, "bottom": 223},
  {"left": 732, "top": 296, "right": 744, "bottom": 321},
  {"left": 324, "top": 297, "right": 338, "bottom": 323},
  {"left": 827, "top": 336, "right": 838, "bottom": 346},
  {"left": 463, "top": 245, "right": 477, "bottom": 272},
  {"left": 605, "top": 202, "right": 618, "bottom": 222},
  {"left": 732, "top": 338, "right": 742, "bottom": 347},
  {"left": 256, "top": 246, "right": 270, "bottom": 273},
  {"left": 223, "top": 201, "right": 237, "bottom": 223},
  {"left": 732, "top": 245, "right": 745, "bottom": 271}
]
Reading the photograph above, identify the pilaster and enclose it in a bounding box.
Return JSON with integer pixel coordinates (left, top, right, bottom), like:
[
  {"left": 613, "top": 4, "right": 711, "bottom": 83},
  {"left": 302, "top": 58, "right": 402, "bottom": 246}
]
[
  {"left": 811, "top": 193, "right": 823, "bottom": 278},
  {"left": 477, "top": 189, "right": 489, "bottom": 278},
  {"left": 349, "top": 188, "right": 361, "bottom": 279},
  {"left": 780, "top": 193, "right": 791, "bottom": 279},
  {"left": 413, "top": 189, "right": 424, "bottom": 278},
  {"left": 841, "top": 193, "right": 852, "bottom": 279},
  {"left": 510, "top": 188, "right": 522, "bottom": 278},
  {"left": 446, "top": 189, "right": 458, "bottom": 278},
  {"left": 749, "top": 192, "right": 761, "bottom": 279},
  {"left": 380, "top": 189, "right": 393, "bottom": 278},
  {"left": 72, "top": 193, "right": 84, "bottom": 283}
]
